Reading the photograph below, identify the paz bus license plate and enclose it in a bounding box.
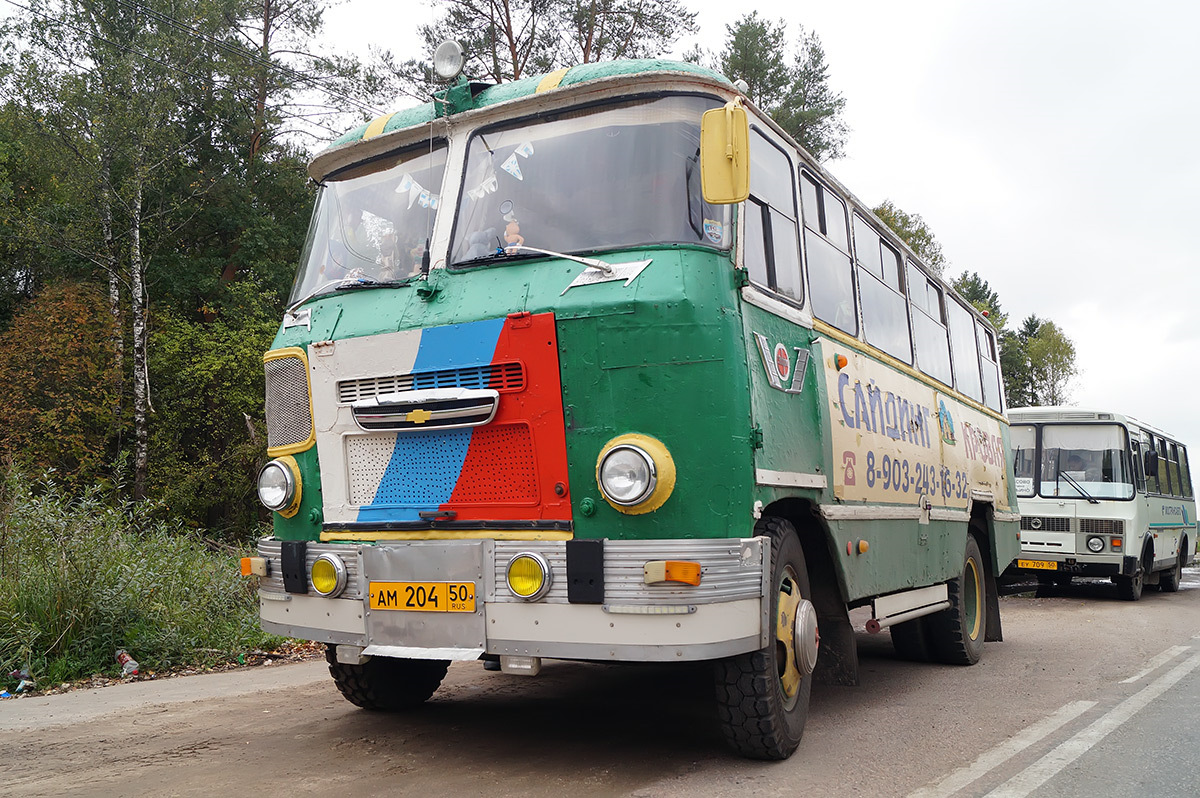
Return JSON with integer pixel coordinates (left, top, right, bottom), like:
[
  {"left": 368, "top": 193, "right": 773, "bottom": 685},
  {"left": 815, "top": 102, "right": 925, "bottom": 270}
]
[
  {"left": 369, "top": 581, "right": 476, "bottom": 612},
  {"left": 1017, "top": 559, "right": 1058, "bottom": 571}
]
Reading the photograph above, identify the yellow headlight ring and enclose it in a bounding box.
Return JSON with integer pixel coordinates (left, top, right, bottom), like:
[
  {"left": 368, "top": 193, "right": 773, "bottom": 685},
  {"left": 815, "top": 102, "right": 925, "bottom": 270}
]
[
  {"left": 273, "top": 455, "right": 303, "bottom": 519},
  {"left": 596, "top": 434, "right": 676, "bottom": 515}
]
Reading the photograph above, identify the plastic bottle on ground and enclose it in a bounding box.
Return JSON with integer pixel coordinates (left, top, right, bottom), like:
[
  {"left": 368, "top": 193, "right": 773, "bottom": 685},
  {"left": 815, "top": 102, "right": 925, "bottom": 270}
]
[{"left": 115, "top": 649, "right": 140, "bottom": 676}]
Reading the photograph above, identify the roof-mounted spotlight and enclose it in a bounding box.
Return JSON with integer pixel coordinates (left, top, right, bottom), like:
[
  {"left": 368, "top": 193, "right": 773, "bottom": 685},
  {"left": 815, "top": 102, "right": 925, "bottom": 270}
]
[{"left": 433, "top": 40, "right": 466, "bottom": 82}]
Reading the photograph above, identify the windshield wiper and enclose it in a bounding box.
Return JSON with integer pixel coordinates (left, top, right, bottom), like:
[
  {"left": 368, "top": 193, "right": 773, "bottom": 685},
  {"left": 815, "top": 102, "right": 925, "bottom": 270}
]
[
  {"left": 1058, "top": 470, "right": 1099, "bottom": 504},
  {"left": 455, "top": 247, "right": 542, "bottom": 267},
  {"left": 284, "top": 276, "right": 406, "bottom": 318}
]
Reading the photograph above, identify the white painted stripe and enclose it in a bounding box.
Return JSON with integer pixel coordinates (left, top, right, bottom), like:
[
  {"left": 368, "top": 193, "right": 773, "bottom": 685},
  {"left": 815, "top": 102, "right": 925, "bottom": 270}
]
[
  {"left": 755, "top": 469, "right": 827, "bottom": 489},
  {"left": 822, "top": 505, "right": 923, "bottom": 521},
  {"left": 907, "top": 701, "right": 1095, "bottom": 798},
  {"left": 985, "top": 652, "right": 1200, "bottom": 798},
  {"left": 1119, "top": 645, "right": 1189, "bottom": 683}
]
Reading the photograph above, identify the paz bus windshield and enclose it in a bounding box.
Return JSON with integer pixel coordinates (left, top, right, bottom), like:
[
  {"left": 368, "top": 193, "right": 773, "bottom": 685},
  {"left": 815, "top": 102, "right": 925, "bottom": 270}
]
[
  {"left": 450, "top": 95, "right": 730, "bottom": 265},
  {"left": 1011, "top": 423, "right": 1134, "bottom": 500}
]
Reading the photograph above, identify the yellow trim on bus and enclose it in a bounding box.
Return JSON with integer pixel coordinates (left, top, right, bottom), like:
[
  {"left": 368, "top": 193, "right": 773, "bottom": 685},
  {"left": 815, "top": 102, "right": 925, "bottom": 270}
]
[
  {"left": 536, "top": 68, "right": 571, "bottom": 93},
  {"left": 362, "top": 112, "right": 397, "bottom": 140},
  {"left": 263, "top": 346, "right": 316, "bottom": 456},
  {"left": 812, "top": 319, "right": 1006, "bottom": 424},
  {"left": 319, "top": 529, "right": 574, "bottom": 542}
]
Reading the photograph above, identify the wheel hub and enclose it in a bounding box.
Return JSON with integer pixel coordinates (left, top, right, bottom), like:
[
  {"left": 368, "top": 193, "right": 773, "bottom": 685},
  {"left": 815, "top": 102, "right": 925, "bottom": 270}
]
[{"left": 792, "top": 598, "right": 820, "bottom": 677}]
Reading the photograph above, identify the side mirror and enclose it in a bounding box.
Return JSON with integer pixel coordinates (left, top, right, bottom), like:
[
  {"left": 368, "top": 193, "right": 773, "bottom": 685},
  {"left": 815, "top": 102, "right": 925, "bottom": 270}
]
[
  {"left": 1144, "top": 449, "right": 1159, "bottom": 477},
  {"left": 700, "top": 100, "right": 750, "bottom": 204}
]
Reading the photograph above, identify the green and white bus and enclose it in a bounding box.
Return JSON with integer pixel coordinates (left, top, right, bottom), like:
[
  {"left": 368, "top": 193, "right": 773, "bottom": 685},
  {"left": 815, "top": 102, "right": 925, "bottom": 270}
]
[
  {"left": 1008, "top": 407, "right": 1196, "bottom": 600},
  {"left": 244, "top": 48, "right": 1020, "bottom": 760}
]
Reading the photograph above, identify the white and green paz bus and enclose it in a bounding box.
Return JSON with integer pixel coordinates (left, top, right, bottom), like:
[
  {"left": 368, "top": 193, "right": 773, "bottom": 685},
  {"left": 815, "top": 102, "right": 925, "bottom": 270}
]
[{"left": 1008, "top": 407, "right": 1196, "bottom": 599}]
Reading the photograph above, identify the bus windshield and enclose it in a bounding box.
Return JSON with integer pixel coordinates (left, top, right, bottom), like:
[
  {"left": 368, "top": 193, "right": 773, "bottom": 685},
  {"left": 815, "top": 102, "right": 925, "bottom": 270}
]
[
  {"left": 450, "top": 95, "right": 730, "bottom": 265},
  {"left": 290, "top": 142, "right": 448, "bottom": 304},
  {"left": 1038, "top": 424, "right": 1134, "bottom": 500}
]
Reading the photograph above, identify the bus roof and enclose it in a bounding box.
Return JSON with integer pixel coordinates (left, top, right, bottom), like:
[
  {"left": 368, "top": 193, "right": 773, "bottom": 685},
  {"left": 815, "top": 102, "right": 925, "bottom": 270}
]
[
  {"left": 1008, "top": 407, "right": 1182, "bottom": 441},
  {"left": 320, "top": 59, "right": 731, "bottom": 153}
]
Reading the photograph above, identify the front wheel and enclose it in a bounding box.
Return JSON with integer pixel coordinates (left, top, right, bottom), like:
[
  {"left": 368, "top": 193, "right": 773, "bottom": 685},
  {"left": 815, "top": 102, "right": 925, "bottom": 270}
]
[
  {"left": 714, "top": 516, "right": 817, "bottom": 760},
  {"left": 1116, "top": 551, "right": 1147, "bottom": 601},
  {"left": 926, "top": 534, "right": 987, "bottom": 665},
  {"left": 1159, "top": 546, "right": 1185, "bottom": 593},
  {"left": 325, "top": 645, "right": 449, "bottom": 710}
]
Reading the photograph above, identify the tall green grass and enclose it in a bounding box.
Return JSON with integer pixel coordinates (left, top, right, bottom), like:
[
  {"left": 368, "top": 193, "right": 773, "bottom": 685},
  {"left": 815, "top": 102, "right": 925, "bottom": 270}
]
[{"left": 0, "top": 470, "right": 279, "bottom": 685}]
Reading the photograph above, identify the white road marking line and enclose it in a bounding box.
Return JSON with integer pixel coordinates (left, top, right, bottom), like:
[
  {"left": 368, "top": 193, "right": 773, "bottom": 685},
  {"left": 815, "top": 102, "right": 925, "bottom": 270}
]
[
  {"left": 1120, "top": 645, "right": 1189, "bottom": 683},
  {"left": 985, "top": 652, "right": 1200, "bottom": 798},
  {"left": 906, "top": 701, "right": 1095, "bottom": 798}
]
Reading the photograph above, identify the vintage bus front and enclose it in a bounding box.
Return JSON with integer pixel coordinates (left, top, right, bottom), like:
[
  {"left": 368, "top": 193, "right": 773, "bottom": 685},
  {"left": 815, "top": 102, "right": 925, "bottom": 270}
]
[
  {"left": 1008, "top": 407, "right": 1196, "bottom": 599},
  {"left": 246, "top": 65, "right": 780, "bottom": 706}
]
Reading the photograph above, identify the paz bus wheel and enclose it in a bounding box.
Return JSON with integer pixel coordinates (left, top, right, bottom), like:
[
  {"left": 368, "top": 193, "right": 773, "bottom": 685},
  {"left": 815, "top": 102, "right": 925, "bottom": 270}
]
[
  {"left": 325, "top": 645, "right": 449, "bottom": 710},
  {"left": 926, "top": 534, "right": 987, "bottom": 666},
  {"left": 1116, "top": 550, "right": 1148, "bottom": 601},
  {"left": 1159, "top": 546, "right": 1184, "bottom": 593},
  {"left": 714, "top": 516, "right": 817, "bottom": 760}
]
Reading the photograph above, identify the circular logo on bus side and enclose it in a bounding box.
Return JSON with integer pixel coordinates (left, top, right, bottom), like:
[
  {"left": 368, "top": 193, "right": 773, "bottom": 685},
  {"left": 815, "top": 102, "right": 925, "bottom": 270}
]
[{"left": 774, "top": 343, "right": 791, "bottom": 380}]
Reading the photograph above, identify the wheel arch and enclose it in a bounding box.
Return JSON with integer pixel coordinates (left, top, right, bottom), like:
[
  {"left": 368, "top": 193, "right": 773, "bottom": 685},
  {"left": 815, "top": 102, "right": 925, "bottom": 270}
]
[{"left": 968, "top": 501, "right": 1004, "bottom": 643}]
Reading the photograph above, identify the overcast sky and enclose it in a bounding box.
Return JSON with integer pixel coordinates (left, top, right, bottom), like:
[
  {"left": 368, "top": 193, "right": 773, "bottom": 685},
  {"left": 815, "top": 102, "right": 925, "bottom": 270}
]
[{"left": 328, "top": 1, "right": 1200, "bottom": 446}]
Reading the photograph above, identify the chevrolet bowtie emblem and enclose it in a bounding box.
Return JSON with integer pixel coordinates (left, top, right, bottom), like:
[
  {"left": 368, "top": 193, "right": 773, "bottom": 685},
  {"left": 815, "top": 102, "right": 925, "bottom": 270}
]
[{"left": 405, "top": 408, "right": 433, "bottom": 424}]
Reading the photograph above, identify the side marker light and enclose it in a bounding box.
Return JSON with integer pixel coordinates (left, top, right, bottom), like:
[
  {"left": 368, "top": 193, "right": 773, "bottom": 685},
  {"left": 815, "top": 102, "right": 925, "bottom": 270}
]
[{"left": 644, "top": 560, "right": 702, "bottom": 586}]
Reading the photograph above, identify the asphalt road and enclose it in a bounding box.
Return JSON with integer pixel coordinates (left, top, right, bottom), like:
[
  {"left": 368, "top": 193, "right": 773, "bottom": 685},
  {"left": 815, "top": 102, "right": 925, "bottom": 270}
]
[{"left": 3, "top": 570, "right": 1199, "bottom": 798}]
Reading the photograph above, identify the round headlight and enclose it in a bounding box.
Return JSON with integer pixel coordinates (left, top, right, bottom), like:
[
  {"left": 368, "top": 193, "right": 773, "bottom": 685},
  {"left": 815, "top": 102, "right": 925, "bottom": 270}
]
[
  {"left": 433, "top": 40, "right": 466, "bottom": 81},
  {"left": 311, "top": 554, "right": 347, "bottom": 597},
  {"left": 506, "top": 552, "right": 552, "bottom": 600},
  {"left": 257, "top": 460, "right": 295, "bottom": 512},
  {"left": 1086, "top": 536, "right": 1105, "bottom": 553},
  {"left": 599, "top": 445, "right": 656, "bottom": 506}
]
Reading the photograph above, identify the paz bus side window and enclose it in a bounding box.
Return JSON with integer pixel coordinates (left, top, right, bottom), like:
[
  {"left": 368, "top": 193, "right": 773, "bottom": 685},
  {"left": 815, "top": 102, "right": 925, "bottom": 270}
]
[
  {"left": 1144, "top": 434, "right": 1160, "bottom": 494},
  {"left": 1167, "top": 442, "right": 1183, "bottom": 498},
  {"left": 908, "top": 261, "right": 952, "bottom": 385},
  {"left": 801, "top": 172, "right": 855, "bottom": 333},
  {"left": 977, "top": 321, "right": 1002, "bottom": 411},
  {"left": 853, "top": 214, "right": 911, "bottom": 362},
  {"left": 1158, "top": 437, "right": 1172, "bottom": 495},
  {"left": 745, "top": 130, "right": 802, "bottom": 302},
  {"left": 1131, "top": 438, "right": 1146, "bottom": 493},
  {"left": 1179, "top": 445, "right": 1193, "bottom": 498},
  {"left": 946, "top": 298, "right": 983, "bottom": 403}
]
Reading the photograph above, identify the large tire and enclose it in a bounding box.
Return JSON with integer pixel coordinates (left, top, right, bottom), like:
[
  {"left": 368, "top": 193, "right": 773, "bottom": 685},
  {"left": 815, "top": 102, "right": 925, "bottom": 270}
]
[
  {"left": 715, "top": 516, "right": 815, "bottom": 760},
  {"left": 1116, "top": 548, "right": 1148, "bottom": 602},
  {"left": 1159, "top": 546, "right": 1184, "bottom": 593},
  {"left": 890, "top": 617, "right": 931, "bottom": 661},
  {"left": 325, "top": 645, "right": 449, "bottom": 711},
  {"left": 926, "top": 534, "right": 987, "bottom": 666}
]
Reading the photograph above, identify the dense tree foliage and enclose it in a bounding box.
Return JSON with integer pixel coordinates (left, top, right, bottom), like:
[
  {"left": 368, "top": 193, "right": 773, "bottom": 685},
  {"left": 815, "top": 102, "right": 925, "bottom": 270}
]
[
  {"left": 702, "top": 12, "right": 848, "bottom": 160},
  {"left": 0, "top": 0, "right": 379, "bottom": 533}
]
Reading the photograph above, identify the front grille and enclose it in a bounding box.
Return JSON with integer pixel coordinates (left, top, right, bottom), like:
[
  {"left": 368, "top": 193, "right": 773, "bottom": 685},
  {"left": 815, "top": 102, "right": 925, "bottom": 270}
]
[
  {"left": 1080, "top": 518, "right": 1124, "bottom": 536},
  {"left": 351, "top": 389, "right": 498, "bottom": 432},
  {"left": 338, "top": 362, "right": 525, "bottom": 404},
  {"left": 265, "top": 355, "right": 313, "bottom": 451},
  {"left": 1021, "top": 516, "right": 1071, "bottom": 532}
]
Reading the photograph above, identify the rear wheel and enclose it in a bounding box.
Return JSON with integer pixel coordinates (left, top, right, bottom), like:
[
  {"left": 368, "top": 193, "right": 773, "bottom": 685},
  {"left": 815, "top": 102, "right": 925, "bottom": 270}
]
[
  {"left": 1159, "top": 546, "right": 1184, "bottom": 593},
  {"left": 715, "top": 516, "right": 817, "bottom": 760},
  {"left": 926, "top": 534, "right": 987, "bottom": 665},
  {"left": 325, "top": 645, "right": 449, "bottom": 710}
]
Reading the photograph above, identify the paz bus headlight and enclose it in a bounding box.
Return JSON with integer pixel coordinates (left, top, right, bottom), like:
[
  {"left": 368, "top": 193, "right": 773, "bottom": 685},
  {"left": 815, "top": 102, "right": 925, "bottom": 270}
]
[
  {"left": 257, "top": 457, "right": 301, "bottom": 517},
  {"left": 596, "top": 435, "right": 676, "bottom": 514},
  {"left": 1086, "top": 536, "right": 1105, "bottom": 553}
]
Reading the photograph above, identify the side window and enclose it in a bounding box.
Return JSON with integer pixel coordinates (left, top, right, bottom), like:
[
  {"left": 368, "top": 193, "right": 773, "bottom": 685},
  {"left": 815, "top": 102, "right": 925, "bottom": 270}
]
[
  {"left": 745, "top": 130, "right": 802, "bottom": 301},
  {"left": 908, "top": 260, "right": 952, "bottom": 385},
  {"left": 977, "top": 321, "right": 1002, "bottom": 411},
  {"left": 1131, "top": 437, "right": 1146, "bottom": 493},
  {"left": 1179, "top": 445, "right": 1193, "bottom": 498},
  {"left": 946, "top": 299, "right": 982, "bottom": 402},
  {"left": 853, "top": 214, "right": 911, "bottom": 362},
  {"left": 1158, "top": 437, "right": 1173, "bottom": 495},
  {"left": 1167, "top": 442, "right": 1183, "bottom": 498},
  {"left": 1145, "top": 433, "right": 1160, "bottom": 494},
  {"left": 801, "top": 172, "right": 855, "bottom": 333}
]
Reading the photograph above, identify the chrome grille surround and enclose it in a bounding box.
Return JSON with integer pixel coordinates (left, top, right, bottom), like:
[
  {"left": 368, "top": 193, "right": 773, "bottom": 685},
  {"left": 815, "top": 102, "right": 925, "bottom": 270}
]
[
  {"left": 1080, "top": 518, "right": 1124, "bottom": 536},
  {"left": 1020, "top": 516, "right": 1071, "bottom": 532},
  {"left": 264, "top": 354, "right": 313, "bottom": 452},
  {"left": 257, "top": 539, "right": 363, "bottom": 600},
  {"left": 338, "top": 362, "right": 525, "bottom": 405},
  {"left": 351, "top": 387, "right": 499, "bottom": 432},
  {"left": 492, "top": 538, "right": 764, "bottom": 604}
]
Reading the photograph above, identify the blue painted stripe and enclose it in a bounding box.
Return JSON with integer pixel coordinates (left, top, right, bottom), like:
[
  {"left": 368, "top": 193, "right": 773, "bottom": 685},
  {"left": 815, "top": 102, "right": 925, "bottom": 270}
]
[{"left": 356, "top": 318, "right": 506, "bottom": 522}]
